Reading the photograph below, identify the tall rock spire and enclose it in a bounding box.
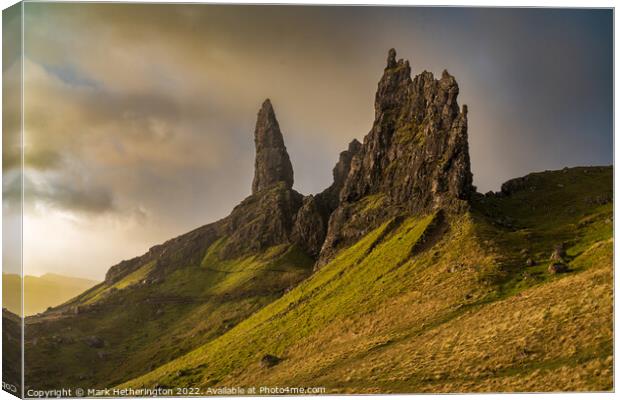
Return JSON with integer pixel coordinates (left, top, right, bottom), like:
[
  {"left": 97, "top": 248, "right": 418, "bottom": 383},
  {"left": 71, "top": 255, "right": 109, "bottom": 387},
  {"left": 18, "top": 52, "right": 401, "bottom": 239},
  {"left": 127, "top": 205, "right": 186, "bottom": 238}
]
[{"left": 251, "top": 99, "right": 294, "bottom": 194}]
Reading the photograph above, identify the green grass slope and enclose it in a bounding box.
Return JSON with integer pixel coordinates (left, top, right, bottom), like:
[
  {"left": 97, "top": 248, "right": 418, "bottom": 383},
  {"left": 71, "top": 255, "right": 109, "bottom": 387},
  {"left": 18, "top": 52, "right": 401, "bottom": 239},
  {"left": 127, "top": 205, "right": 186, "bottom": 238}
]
[
  {"left": 121, "top": 166, "right": 612, "bottom": 393},
  {"left": 3, "top": 273, "right": 98, "bottom": 316},
  {"left": 24, "top": 241, "right": 314, "bottom": 390}
]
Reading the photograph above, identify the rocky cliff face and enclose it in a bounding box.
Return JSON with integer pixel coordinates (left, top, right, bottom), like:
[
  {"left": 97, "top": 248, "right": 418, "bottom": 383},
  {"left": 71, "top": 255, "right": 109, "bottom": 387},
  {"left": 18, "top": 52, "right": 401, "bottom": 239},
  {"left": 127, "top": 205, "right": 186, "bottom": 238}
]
[
  {"left": 342, "top": 49, "right": 472, "bottom": 207},
  {"left": 220, "top": 182, "right": 303, "bottom": 259},
  {"left": 105, "top": 48, "right": 474, "bottom": 281},
  {"left": 318, "top": 49, "right": 473, "bottom": 264},
  {"left": 317, "top": 139, "right": 362, "bottom": 211}
]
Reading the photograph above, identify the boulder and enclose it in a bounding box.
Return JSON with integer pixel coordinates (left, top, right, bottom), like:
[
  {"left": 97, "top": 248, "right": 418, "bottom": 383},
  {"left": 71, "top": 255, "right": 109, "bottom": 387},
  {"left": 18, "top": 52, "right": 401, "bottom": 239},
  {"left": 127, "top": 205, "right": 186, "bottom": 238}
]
[
  {"left": 260, "top": 354, "right": 281, "bottom": 368},
  {"left": 550, "top": 243, "right": 567, "bottom": 261},
  {"left": 548, "top": 263, "right": 569, "bottom": 274},
  {"left": 85, "top": 336, "right": 104, "bottom": 348}
]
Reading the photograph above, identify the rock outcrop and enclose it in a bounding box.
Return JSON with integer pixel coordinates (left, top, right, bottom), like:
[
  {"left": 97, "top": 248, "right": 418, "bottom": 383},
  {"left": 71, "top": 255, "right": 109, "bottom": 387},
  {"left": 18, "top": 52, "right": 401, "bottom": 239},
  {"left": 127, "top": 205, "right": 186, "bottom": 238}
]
[
  {"left": 318, "top": 49, "right": 473, "bottom": 264},
  {"left": 220, "top": 182, "right": 303, "bottom": 259},
  {"left": 317, "top": 139, "right": 362, "bottom": 211},
  {"left": 220, "top": 100, "right": 305, "bottom": 258},
  {"left": 291, "top": 195, "right": 327, "bottom": 257},
  {"left": 252, "top": 99, "right": 294, "bottom": 194},
  {"left": 105, "top": 221, "right": 222, "bottom": 284},
  {"left": 342, "top": 49, "right": 472, "bottom": 208},
  {"left": 290, "top": 138, "right": 364, "bottom": 259},
  {"left": 105, "top": 48, "right": 475, "bottom": 281},
  {"left": 106, "top": 100, "right": 304, "bottom": 284}
]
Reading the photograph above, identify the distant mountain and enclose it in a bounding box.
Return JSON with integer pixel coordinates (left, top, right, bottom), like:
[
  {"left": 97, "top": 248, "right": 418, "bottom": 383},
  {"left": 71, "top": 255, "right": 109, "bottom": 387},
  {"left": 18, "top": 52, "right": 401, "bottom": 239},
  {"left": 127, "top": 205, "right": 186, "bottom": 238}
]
[
  {"left": 22, "top": 49, "right": 612, "bottom": 393},
  {"left": 3, "top": 273, "right": 98, "bottom": 316}
]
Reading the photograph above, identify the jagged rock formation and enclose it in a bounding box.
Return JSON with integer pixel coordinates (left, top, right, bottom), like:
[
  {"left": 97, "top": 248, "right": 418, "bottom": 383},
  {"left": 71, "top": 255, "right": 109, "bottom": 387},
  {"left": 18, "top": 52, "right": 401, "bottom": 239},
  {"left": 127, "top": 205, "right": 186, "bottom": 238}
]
[
  {"left": 252, "top": 99, "right": 294, "bottom": 194},
  {"left": 341, "top": 49, "right": 472, "bottom": 206},
  {"left": 316, "top": 49, "right": 473, "bottom": 264},
  {"left": 316, "top": 139, "right": 362, "bottom": 211},
  {"left": 287, "top": 138, "right": 365, "bottom": 258},
  {"left": 107, "top": 48, "right": 475, "bottom": 280}
]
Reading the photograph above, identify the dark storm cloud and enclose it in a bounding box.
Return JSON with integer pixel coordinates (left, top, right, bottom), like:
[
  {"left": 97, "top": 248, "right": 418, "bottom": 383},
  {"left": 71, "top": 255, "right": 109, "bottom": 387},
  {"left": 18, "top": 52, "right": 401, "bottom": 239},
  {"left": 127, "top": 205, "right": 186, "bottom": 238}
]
[
  {"left": 24, "top": 174, "right": 116, "bottom": 214},
  {"left": 16, "top": 4, "right": 612, "bottom": 279}
]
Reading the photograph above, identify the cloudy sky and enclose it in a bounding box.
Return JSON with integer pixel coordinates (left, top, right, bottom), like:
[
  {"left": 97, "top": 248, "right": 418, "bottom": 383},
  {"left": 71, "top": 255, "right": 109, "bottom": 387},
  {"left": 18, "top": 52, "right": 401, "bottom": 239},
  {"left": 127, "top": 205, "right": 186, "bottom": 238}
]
[{"left": 3, "top": 4, "right": 612, "bottom": 280}]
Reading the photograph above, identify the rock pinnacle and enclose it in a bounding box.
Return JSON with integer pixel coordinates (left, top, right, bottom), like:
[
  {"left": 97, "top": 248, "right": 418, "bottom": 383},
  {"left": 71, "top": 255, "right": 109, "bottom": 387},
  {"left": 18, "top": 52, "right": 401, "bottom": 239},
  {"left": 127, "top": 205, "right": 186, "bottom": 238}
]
[{"left": 252, "top": 99, "right": 294, "bottom": 194}]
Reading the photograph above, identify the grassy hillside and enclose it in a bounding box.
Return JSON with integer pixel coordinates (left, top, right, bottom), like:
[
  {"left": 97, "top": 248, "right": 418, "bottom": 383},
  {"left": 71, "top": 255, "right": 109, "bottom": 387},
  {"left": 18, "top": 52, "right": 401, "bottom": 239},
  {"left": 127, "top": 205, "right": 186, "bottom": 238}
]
[
  {"left": 2, "top": 309, "right": 22, "bottom": 395},
  {"left": 24, "top": 242, "right": 314, "bottom": 389},
  {"left": 119, "top": 166, "right": 612, "bottom": 393},
  {"left": 3, "top": 273, "right": 98, "bottom": 316}
]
